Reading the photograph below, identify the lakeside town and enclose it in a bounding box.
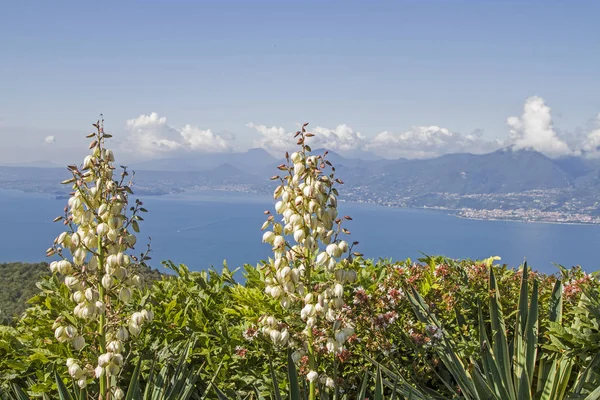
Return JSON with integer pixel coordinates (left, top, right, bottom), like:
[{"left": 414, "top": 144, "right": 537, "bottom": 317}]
[
  {"left": 455, "top": 208, "right": 600, "bottom": 225},
  {"left": 3, "top": 166, "right": 600, "bottom": 225}
]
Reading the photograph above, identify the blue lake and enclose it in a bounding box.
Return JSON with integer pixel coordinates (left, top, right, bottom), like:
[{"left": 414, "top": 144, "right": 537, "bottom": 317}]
[{"left": 1, "top": 189, "right": 599, "bottom": 276}]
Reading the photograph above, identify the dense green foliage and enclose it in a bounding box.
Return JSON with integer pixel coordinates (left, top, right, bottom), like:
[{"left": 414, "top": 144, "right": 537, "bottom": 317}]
[
  {"left": 0, "top": 262, "right": 162, "bottom": 325},
  {"left": 0, "top": 262, "right": 50, "bottom": 324},
  {"left": 1, "top": 257, "right": 599, "bottom": 398}
]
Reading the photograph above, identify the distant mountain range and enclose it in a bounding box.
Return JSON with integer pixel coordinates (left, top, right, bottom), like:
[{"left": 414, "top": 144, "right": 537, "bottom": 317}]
[{"left": 3, "top": 148, "right": 600, "bottom": 217}]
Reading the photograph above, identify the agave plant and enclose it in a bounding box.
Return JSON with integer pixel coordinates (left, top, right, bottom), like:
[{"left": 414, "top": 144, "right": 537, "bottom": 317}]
[
  {"left": 402, "top": 262, "right": 600, "bottom": 400},
  {"left": 2, "top": 341, "right": 214, "bottom": 400}
]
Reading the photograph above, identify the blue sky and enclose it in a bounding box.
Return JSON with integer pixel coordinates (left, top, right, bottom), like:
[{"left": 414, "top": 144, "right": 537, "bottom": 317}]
[{"left": 1, "top": 1, "right": 600, "bottom": 163}]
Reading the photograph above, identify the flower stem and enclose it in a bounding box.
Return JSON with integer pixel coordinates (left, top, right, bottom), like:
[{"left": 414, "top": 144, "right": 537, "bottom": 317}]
[
  {"left": 307, "top": 328, "right": 316, "bottom": 400},
  {"left": 97, "top": 236, "right": 108, "bottom": 399}
]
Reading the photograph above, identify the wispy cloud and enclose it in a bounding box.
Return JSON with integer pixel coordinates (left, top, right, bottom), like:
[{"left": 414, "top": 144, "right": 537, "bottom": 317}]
[{"left": 44, "top": 135, "right": 56, "bottom": 144}]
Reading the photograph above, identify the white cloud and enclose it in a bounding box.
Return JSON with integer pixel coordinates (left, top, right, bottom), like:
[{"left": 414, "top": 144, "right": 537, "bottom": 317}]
[
  {"left": 44, "top": 135, "right": 55, "bottom": 144},
  {"left": 248, "top": 122, "right": 366, "bottom": 155},
  {"left": 248, "top": 122, "right": 501, "bottom": 159},
  {"left": 125, "top": 98, "right": 600, "bottom": 162},
  {"left": 124, "top": 112, "right": 235, "bottom": 157},
  {"left": 506, "top": 96, "right": 577, "bottom": 158},
  {"left": 580, "top": 113, "right": 600, "bottom": 158},
  {"left": 367, "top": 126, "right": 501, "bottom": 159},
  {"left": 311, "top": 124, "right": 366, "bottom": 152},
  {"left": 246, "top": 123, "right": 291, "bottom": 154}
]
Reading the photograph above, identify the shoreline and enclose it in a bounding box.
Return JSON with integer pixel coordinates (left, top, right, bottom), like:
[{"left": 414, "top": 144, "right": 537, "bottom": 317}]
[
  {"left": 452, "top": 214, "right": 600, "bottom": 226},
  {"left": 3, "top": 187, "right": 600, "bottom": 227}
]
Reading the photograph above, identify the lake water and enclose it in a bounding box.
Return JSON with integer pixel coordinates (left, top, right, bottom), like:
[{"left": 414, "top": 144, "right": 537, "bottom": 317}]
[{"left": 1, "top": 188, "right": 599, "bottom": 276}]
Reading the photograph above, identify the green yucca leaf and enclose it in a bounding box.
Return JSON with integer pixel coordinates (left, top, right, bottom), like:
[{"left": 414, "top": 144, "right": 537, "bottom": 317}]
[
  {"left": 488, "top": 267, "right": 515, "bottom": 399},
  {"left": 374, "top": 366, "right": 384, "bottom": 400},
  {"left": 583, "top": 384, "right": 600, "bottom": 400},
  {"left": 572, "top": 353, "right": 600, "bottom": 395},
  {"left": 125, "top": 357, "right": 143, "bottom": 400},
  {"left": 357, "top": 370, "right": 369, "bottom": 400},
  {"left": 53, "top": 371, "right": 72, "bottom": 400},
  {"left": 10, "top": 384, "right": 29, "bottom": 400},
  {"left": 287, "top": 350, "right": 300, "bottom": 400},
  {"left": 524, "top": 278, "right": 539, "bottom": 390},
  {"left": 268, "top": 356, "right": 282, "bottom": 400}
]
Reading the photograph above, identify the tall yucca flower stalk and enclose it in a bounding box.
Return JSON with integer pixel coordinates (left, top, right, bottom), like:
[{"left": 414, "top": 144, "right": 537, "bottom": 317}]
[
  {"left": 47, "top": 118, "right": 153, "bottom": 400},
  {"left": 260, "top": 123, "right": 358, "bottom": 398}
]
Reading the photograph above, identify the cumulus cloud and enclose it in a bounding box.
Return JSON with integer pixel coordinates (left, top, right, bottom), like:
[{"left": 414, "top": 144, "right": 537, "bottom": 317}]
[
  {"left": 367, "top": 126, "right": 501, "bottom": 159},
  {"left": 44, "top": 135, "right": 55, "bottom": 144},
  {"left": 580, "top": 113, "right": 600, "bottom": 158},
  {"left": 124, "top": 112, "right": 235, "bottom": 157},
  {"left": 248, "top": 122, "right": 366, "bottom": 154},
  {"left": 506, "top": 96, "right": 577, "bottom": 158},
  {"left": 248, "top": 122, "right": 500, "bottom": 159},
  {"left": 124, "top": 98, "right": 600, "bottom": 161}
]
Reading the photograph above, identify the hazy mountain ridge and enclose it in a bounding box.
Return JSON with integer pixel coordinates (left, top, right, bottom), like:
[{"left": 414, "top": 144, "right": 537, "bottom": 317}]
[{"left": 3, "top": 148, "right": 600, "bottom": 217}]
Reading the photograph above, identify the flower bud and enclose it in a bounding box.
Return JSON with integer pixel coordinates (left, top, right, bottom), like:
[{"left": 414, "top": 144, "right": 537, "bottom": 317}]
[
  {"left": 325, "top": 377, "right": 335, "bottom": 388},
  {"left": 269, "top": 330, "right": 281, "bottom": 344},
  {"left": 333, "top": 283, "right": 344, "bottom": 298},
  {"left": 112, "top": 353, "right": 124, "bottom": 366},
  {"left": 332, "top": 297, "right": 344, "bottom": 309},
  {"left": 294, "top": 163, "right": 305, "bottom": 175},
  {"left": 315, "top": 252, "right": 328, "bottom": 266},
  {"left": 293, "top": 229, "right": 306, "bottom": 243},
  {"left": 96, "top": 300, "right": 106, "bottom": 314},
  {"left": 119, "top": 287, "right": 131, "bottom": 303},
  {"left": 279, "top": 329, "right": 289, "bottom": 345},
  {"left": 55, "top": 326, "right": 66, "bottom": 342},
  {"left": 107, "top": 340, "right": 123, "bottom": 354},
  {"left": 73, "top": 291, "right": 85, "bottom": 303},
  {"left": 72, "top": 335, "right": 85, "bottom": 351},
  {"left": 326, "top": 243, "right": 342, "bottom": 258},
  {"left": 57, "top": 260, "right": 73, "bottom": 275},
  {"left": 65, "top": 325, "right": 77, "bottom": 338},
  {"left": 272, "top": 235, "right": 285, "bottom": 249},
  {"left": 114, "top": 388, "right": 124, "bottom": 400},
  {"left": 128, "top": 322, "right": 141, "bottom": 337},
  {"left": 326, "top": 338, "right": 339, "bottom": 353},
  {"left": 106, "top": 363, "right": 120, "bottom": 376},
  {"left": 102, "top": 275, "right": 114, "bottom": 289},
  {"left": 338, "top": 240, "right": 349, "bottom": 253},
  {"left": 291, "top": 350, "right": 305, "bottom": 364},
  {"left": 304, "top": 293, "right": 314, "bottom": 304},
  {"left": 262, "top": 231, "right": 275, "bottom": 244},
  {"left": 98, "top": 353, "right": 112, "bottom": 367},
  {"left": 141, "top": 309, "right": 154, "bottom": 322},
  {"left": 77, "top": 379, "right": 87, "bottom": 389},
  {"left": 115, "top": 266, "right": 127, "bottom": 280},
  {"left": 49, "top": 261, "right": 58, "bottom": 273},
  {"left": 131, "top": 312, "right": 144, "bottom": 326},
  {"left": 96, "top": 223, "right": 110, "bottom": 237},
  {"left": 307, "top": 370, "right": 318, "bottom": 382},
  {"left": 69, "top": 363, "right": 83, "bottom": 379},
  {"left": 116, "top": 327, "right": 129, "bottom": 341},
  {"left": 85, "top": 288, "right": 98, "bottom": 302},
  {"left": 107, "top": 229, "right": 118, "bottom": 242}
]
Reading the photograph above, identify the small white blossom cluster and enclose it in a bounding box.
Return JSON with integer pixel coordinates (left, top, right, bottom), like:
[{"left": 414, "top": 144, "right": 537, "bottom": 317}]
[
  {"left": 47, "top": 120, "right": 152, "bottom": 394},
  {"left": 259, "top": 124, "right": 358, "bottom": 387}
]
